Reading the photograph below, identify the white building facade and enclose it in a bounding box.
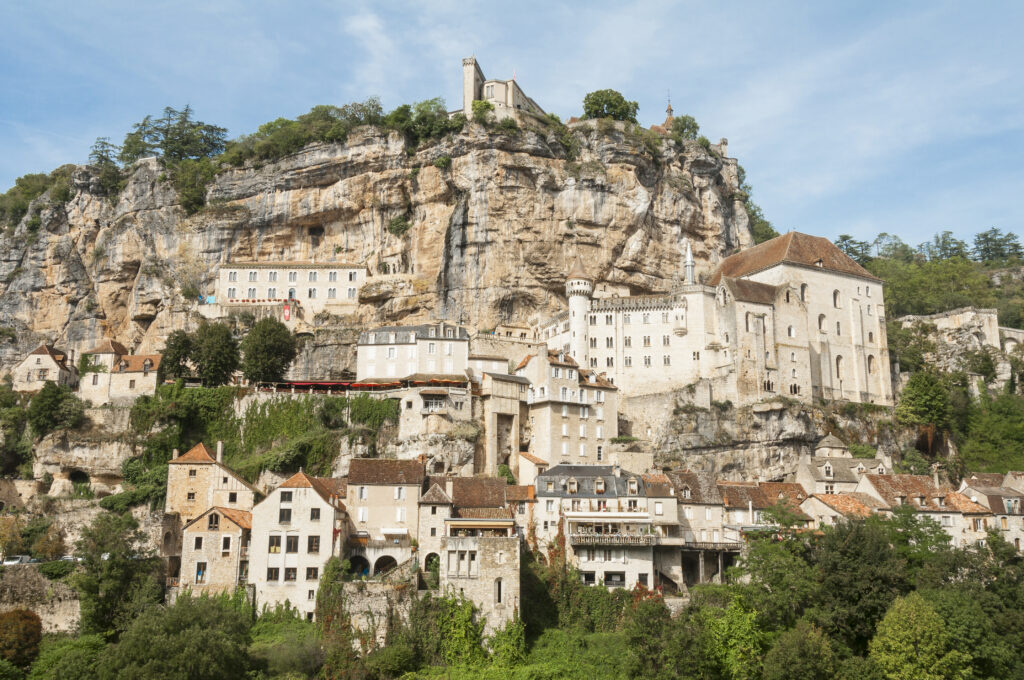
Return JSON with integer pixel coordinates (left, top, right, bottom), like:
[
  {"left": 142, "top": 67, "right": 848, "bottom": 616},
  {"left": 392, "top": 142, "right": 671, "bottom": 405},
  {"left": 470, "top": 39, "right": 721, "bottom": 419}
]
[{"left": 356, "top": 323, "right": 470, "bottom": 380}]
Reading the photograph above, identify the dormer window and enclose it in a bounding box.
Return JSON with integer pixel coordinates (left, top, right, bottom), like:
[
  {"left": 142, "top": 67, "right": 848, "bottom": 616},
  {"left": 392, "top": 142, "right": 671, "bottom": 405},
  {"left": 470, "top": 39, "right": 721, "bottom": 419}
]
[
  {"left": 568, "top": 479, "right": 578, "bottom": 494},
  {"left": 208, "top": 514, "right": 219, "bottom": 530},
  {"left": 595, "top": 479, "right": 605, "bottom": 494},
  {"left": 429, "top": 327, "right": 436, "bottom": 338},
  {"left": 628, "top": 478, "right": 638, "bottom": 495},
  {"left": 878, "top": 466, "right": 885, "bottom": 475},
  {"left": 682, "top": 486, "right": 691, "bottom": 499},
  {"left": 823, "top": 463, "right": 833, "bottom": 478}
]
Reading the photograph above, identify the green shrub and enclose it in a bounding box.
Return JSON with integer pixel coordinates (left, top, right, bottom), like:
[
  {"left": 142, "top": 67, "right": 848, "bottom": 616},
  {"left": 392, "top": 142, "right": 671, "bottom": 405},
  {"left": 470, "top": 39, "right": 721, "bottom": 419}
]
[
  {"left": 496, "top": 117, "right": 520, "bottom": 135},
  {"left": 610, "top": 435, "right": 638, "bottom": 444},
  {"left": 387, "top": 215, "right": 411, "bottom": 236},
  {"left": 27, "top": 383, "right": 84, "bottom": 436},
  {"left": 582, "top": 89, "right": 639, "bottom": 122},
  {"left": 37, "top": 560, "right": 75, "bottom": 581},
  {"left": 471, "top": 99, "right": 494, "bottom": 123},
  {"left": 848, "top": 443, "right": 878, "bottom": 459},
  {"left": 433, "top": 155, "right": 452, "bottom": 170}
]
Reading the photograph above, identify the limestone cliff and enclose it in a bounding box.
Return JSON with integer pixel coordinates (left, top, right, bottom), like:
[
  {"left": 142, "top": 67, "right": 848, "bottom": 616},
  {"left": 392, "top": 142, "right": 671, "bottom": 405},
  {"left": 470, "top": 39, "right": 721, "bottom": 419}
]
[{"left": 0, "top": 119, "right": 750, "bottom": 377}]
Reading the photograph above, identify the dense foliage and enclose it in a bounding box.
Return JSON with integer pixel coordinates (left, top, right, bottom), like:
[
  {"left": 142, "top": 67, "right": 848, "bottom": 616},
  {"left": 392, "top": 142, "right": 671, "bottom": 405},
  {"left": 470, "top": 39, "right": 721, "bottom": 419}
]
[
  {"left": 582, "top": 89, "right": 640, "bottom": 122},
  {"left": 26, "top": 382, "right": 84, "bottom": 436},
  {"left": 240, "top": 317, "right": 298, "bottom": 383},
  {"left": 0, "top": 609, "right": 41, "bottom": 668},
  {"left": 0, "top": 165, "right": 75, "bottom": 228},
  {"left": 156, "top": 323, "right": 239, "bottom": 386}
]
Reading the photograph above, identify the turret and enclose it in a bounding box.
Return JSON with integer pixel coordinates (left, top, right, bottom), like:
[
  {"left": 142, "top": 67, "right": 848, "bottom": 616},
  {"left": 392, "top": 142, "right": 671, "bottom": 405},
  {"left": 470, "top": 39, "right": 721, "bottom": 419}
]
[
  {"left": 566, "top": 254, "right": 594, "bottom": 366},
  {"left": 684, "top": 239, "right": 695, "bottom": 285}
]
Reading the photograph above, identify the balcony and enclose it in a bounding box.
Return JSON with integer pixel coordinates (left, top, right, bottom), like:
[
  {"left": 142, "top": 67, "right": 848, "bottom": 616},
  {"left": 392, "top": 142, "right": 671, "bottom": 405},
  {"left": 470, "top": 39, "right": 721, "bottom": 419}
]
[{"left": 569, "top": 533, "right": 655, "bottom": 546}]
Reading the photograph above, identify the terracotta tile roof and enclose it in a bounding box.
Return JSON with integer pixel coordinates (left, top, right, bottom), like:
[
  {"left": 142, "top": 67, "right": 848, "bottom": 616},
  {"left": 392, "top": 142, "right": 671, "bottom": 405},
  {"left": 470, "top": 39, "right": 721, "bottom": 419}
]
[
  {"left": 578, "top": 368, "right": 617, "bottom": 390},
  {"left": 943, "top": 491, "right": 991, "bottom": 515},
  {"left": 169, "top": 443, "right": 216, "bottom": 465},
  {"left": 514, "top": 354, "right": 534, "bottom": 371},
  {"left": 707, "top": 232, "right": 880, "bottom": 285},
  {"left": 546, "top": 349, "right": 580, "bottom": 368},
  {"left": 519, "top": 451, "right": 548, "bottom": 466},
  {"left": 452, "top": 506, "right": 514, "bottom": 520},
  {"left": 85, "top": 338, "right": 129, "bottom": 355},
  {"left": 964, "top": 473, "right": 1005, "bottom": 488},
  {"left": 348, "top": 458, "right": 425, "bottom": 486},
  {"left": 420, "top": 483, "right": 453, "bottom": 505},
  {"left": 722, "top": 277, "right": 778, "bottom": 305},
  {"left": 183, "top": 506, "right": 252, "bottom": 531},
  {"left": 760, "top": 482, "right": 809, "bottom": 505},
  {"left": 112, "top": 354, "right": 162, "bottom": 373},
  {"left": 451, "top": 477, "right": 508, "bottom": 508},
  {"left": 28, "top": 344, "right": 69, "bottom": 366},
  {"left": 810, "top": 492, "right": 884, "bottom": 518},
  {"left": 862, "top": 474, "right": 952, "bottom": 512},
  {"left": 718, "top": 482, "right": 772, "bottom": 510},
  {"left": 505, "top": 485, "right": 535, "bottom": 502},
  {"left": 642, "top": 473, "right": 674, "bottom": 497},
  {"left": 666, "top": 470, "right": 722, "bottom": 505},
  {"left": 279, "top": 470, "right": 345, "bottom": 507}
]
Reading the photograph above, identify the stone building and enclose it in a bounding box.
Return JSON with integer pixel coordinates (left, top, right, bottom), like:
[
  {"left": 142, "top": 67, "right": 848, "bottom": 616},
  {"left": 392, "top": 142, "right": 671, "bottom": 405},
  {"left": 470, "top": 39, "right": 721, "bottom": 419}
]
[
  {"left": 793, "top": 434, "right": 887, "bottom": 496},
  {"left": 12, "top": 344, "right": 76, "bottom": 392},
  {"left": 440, "top": 513, "right": 521, "bottom": 633},
  {"left": 209, "top": 261, "right": 367, "bottom": 323},
  {"left": 477, "top": 372, "right": 529, "bottom": 476},
  {"left": 461, "top": 57, "right": 545, "bottom": 121},
  {"left": 416, "top": 476, "right": 511, "bottom": 570},
  {"left": 535, "top": 465, "right": 657, "bottom": 589},
  {"left": 356, "top": 322, "right": 470, "bottom": 380},
  {"left": 78, "top": 339, "right": 161, "bottom": 406},
  {"left": 514, "top": 350, "right": 618, "bottom": 474},
  {"left": 177, "top": 507, "right": 251, "bottom": 597},
  {"left": 250, "top": 471, "right": 347, "bottom": 620},
  {"left": 665, "top": 470, "right": 740, "bottom": 587},
  {"left": 535, "top": 232, "right": 894, "bottom": 407},
  {"left": 164, "top": 443, "right": 262, "bottom": 525},
  {"left": 800, "top": 492, "right": 889, "bottom": 528},
  {"left": 855, "top": 474, "right": 992, "bottom": 548},
  {"left": 345, "top": 459, "right": 426, "bottom": 576},
  {"left": 957, "top": 480, "right": 1024, "bottom": 551}
]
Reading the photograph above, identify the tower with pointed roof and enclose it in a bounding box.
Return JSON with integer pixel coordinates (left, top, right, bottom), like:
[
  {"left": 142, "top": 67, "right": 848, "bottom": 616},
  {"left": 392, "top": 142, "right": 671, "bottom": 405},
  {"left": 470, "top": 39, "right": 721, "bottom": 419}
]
[{"left": 566, "top": 253, "right": 594, "bottom": 366}]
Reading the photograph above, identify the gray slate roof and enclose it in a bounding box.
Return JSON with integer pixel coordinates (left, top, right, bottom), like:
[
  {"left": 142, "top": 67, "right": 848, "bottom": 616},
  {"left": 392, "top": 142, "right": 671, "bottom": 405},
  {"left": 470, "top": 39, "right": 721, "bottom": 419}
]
[
  {"left": 802, "top": 456, "right": 883, "bottom": 484},
  {"left": 358, "top": 323, "right": 470, "bottom": 345},
  {"left": 536, "top": 465, "right": 646, "bottom": 499}
]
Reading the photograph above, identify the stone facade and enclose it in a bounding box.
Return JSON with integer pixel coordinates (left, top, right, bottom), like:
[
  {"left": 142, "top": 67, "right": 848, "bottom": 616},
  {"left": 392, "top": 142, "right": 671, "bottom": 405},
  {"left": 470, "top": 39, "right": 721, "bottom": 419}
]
[
  {"left": 461, "top": 57, "right": 545, "bottom": 121},
  {"left": 12, "top": 344, "right": 76, "bottom": 392},
  {"left": 164, "top": 443, "right": 261, "bottom": 525},
  {"left": 177, "top": 507, "right": 251, "bottom": 597},
  {"left": 78, "top": 339, "right": 160, "bottom": 406},
  {"left": 536, "top": 232, "right": 894, "bottom": 407},
  {"left": 345, "top": 459, "right": 425, "bottom": 575},
  {"left": 212, "top": 261, "right": 366, "bottom": 318},
  {"left": 440, "top": 534, "right": 520, "bottom": 633},
  {"left": 357, "top": 322, "right": 470, "bottom": 380},
  {"left": 249, "top": 471, "right": 346, "bottom": 620}
]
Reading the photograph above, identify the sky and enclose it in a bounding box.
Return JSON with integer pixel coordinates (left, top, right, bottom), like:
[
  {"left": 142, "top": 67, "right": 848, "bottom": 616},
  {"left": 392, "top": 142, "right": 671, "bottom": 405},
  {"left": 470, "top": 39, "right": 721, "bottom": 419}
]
[{"left": 1, "top": 1, "right": 1021, "bottom": 246}]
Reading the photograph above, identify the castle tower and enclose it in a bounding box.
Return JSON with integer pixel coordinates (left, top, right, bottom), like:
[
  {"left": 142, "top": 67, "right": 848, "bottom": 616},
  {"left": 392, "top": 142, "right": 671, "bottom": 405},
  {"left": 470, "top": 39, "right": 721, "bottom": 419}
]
[
  {"left": 684, "top": 239, "right": 695, "bottom": 285},
  {"left": 462, "top": 57, "right": 485, "bottom": 118},
  {"left": 566, "top": 254, "right": 594, "bottom": 366}
]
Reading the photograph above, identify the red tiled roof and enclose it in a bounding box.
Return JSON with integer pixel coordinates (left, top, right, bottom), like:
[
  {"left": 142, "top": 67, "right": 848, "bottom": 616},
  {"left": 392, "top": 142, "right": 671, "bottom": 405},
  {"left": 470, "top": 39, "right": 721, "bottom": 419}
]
[
  {"left": 85, "top": 339, "right": 129, "bottom": 355},
  {"left": 183, "top": 506, "right": 252, "bottom": 531},
  {"left": 452, "top": 506, "right": 514, "bottom": 520},
  {"left": 348, "top": 458, "right": 425, "bottom": 486},
  {"left": 514, "top": 354, "right": 534, "bottom": 371},
  {"left": 707, "top": 232, "right": 880, "bottom": 285},
  {"left": 279, "top": 471, "right": 345, "bottom": 507},
  {"left": 420, "top": 483, "right": 453, "bottom": 505},
  {"left": 862, "top": 474, "right": 952, "bottom": 512},
  {"left": 943, "top": 491, "right": 991, "bottom": 515},
  {"left": 451, "top": 477, "right": 507, "bottom": 508},
  {"left": 518, "top": 451, "right": 548, "bottom": 466},
  {"left": 169, "top": 443, "right": 216, "bottom": 465},
  {"left": 718, "top": 482, "right": 772, "bottom": 510},
  {"left": 28, "top": 344, "right": 69, "bottom": 366},
  {"left": 112, "top": 354, "right": 162, "bottom": 374},
  {"left": 810, "top": 492, "right": 885, "bottom": 518},
  {"left": 759, "top": 482, "right": 812, "bottom": 519},
  {"left": 505, "top": 485, "right": 535, "bottom": 502},
  {"left": 642, "top": 473, "right": 673, "bottom": 497}
]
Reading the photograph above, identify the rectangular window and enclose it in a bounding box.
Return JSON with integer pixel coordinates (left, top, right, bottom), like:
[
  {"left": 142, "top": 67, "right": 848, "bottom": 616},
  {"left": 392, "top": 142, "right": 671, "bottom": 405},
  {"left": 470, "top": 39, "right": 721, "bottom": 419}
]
[
  {"left": 129, "top": 379, "right": 136, "bottom": 389},
  {"left": 91, "top": 374, "right": 98, "bottom": 385},
  {"left": 596, "top": 445, "right": 603, "bottom": 461},
  {"left": 228, "top": 271, "right": 237, "bottom": 282},
  {"left": 308, "top": 288, "right": 317, "bottom": 299},
  {"left": 644, "top": 356, "right": 651, "bottom": 367},
  {"left": 643, "top": 336, "right": 651, "bottom": 347},
  {"left": 268, "top": 287, "right": 277, "bottom": 299},
  {"left": 288, "top": 271, "right": 297, "bottom": 282},
  {"left": 308, "top": 271, "right": 317, "bottom": 282},
  {"left": 579, "top": 443, "right": 586, "bottom": 457},
  {"left": 589, "top": 315, "right": 597, "bottom": 325},
  {"left": 247, "top": 287, "right": 256, "bottom": 298},
  {"left": 692, "top": 351, "right": 700, "bottom": 360},
  {"left": 606, "top": 357, "right": 614, "bottom": 367},
  {"left": 624, "top": 356, "right": 632, "bottom": 367},
  {"left": 561, "top": 404, "right": 568, "bottom": 417},
  {"left": 248, "top": 271, "right": 257, "bottom": 281},
  {"left": 358, "top": 486, "right": 367, "bottom": 500},
  {"left": 663, "top": 355, "right": 671, "bottom": 366},
  {"left": 328, "top": 271, "right": 338, "bottom": 282},
  {"left": 358, "top": 507, "right": 367, "bottom": 522},
  {"left": 279, "top": 508, "right": 292, "bottom": 523},
  {"left": 267, "top": 567, "right": 279, "bottom": 581},
  {"left": 663, "top": 335, "right": 670, "bottom": 346},
  {"left": 187, "top": 492, "right": 196, "bottom": 501},
  {"left": 308, "top": 536, "right": 320, "bottom": 553},
  {"left": 222, "top": 536, "right": 231, "bottom": 553},
  {"left": 606, "top": 337, "right": 614, "bottom": 348},
  {"left": 624, "top": 336, "right": 632, "bottom": 347},
  {"left": 328, "top": 287, "right": 337, "bottom": 299},
  {"left": 348, "top": 287, "right": 357, "bottom": 298},
  {"left": 229, "top": 492, "right": 237, "bottom": 503},
  {"left": 284, "top": 567, "right": 297, "bottom": 582},
  {"left": 394, "top": 486, "right": 405, "bottom": 500},
  {"left": 194, "top": 536, "right": 203, "bottom": 550},
  {"left": 195, "top": 562, "right": 207, "bottom": 583},
  {"left": 579, "top": 424, "right": 586, "bottom": 438},
  {"left": 396, "top": 507, "right": 406, "bottom": 522},
  {"left": 605, "top": 314, "right": 613, "bottom": 325},
  {"left": 280, "top": 491, "right": 293, "bottom": 502},
  {"left": 590, "top": 337, "right": 597, "bottom": 348},
  {"left": 306, "top": 567, "right": 319, "bottom": 580},
  {"left": 189, "top": 469, "right": 197, "bottom": 478},
  {"left": 268, "top": 271, "right": 278, "bottom": 282},
  {"left": 655, "top": 501, "right": 663, "bottom": 515},
  {"left": 349, "top": 271, "right": 358, "bottom": 282},
  {"left": 285, "top": 536, "right": 299, "bottom": 553}
]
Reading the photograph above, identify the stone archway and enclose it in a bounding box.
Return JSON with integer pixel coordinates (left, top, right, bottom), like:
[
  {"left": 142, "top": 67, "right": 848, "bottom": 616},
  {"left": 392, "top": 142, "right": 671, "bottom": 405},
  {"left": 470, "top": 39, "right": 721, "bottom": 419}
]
[
  {"left": 349, "top": 555, "right": 370, "bottom": 577},
  {"left": 373, "top": 555, "right": 398, "bottom": 576}
]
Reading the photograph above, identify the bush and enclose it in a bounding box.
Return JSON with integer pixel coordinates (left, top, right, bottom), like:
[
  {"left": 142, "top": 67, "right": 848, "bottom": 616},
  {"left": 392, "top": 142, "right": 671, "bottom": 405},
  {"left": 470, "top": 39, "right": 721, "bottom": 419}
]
[
  {"left": 387, "top": 215, "right": 411, "bottom": 237},
  {"left": 582, "top": 90, "right": 639, "bottom": 122},
  {"left": 670, "top": 115, "right": 699, "bottom": 142},
  {"left": 0, "top": 609, "right": 41, "bottom": 668},
  {"left": 37, "top": 560, "right": 75, "bottom": 581},
  {"left": 27, "top": 634, "right": 106, "bottom": 680},
  {"left": 496, "top": 117, "right": 520, "bottom": 135},
  {"left": 433, "top": 155, "right": 452, "bottom": 170},
  {"left": 27, "top": 382, "right": 84, "bottom": 436},
  {"left": 471, "top": 99, "right": 494, "bottom": 123},
  {"left": 240, "top": 317, "right": 298, "bottom": 383}
]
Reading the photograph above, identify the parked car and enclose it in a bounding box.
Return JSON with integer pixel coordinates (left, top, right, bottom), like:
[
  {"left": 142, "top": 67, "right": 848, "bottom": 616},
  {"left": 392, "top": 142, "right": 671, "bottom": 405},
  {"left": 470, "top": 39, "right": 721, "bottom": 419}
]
[{"left": 2, "top": 555, "right": 31, "bottom": 565}]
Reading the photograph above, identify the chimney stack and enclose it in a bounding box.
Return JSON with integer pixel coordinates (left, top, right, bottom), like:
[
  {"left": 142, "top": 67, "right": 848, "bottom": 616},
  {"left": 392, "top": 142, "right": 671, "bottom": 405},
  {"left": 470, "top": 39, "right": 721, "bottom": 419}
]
[
  {"left": 216, "top": 441, "right": 224, "bottom": 463},
  {"left": 172, "top": 448, "right": 180, "bottom": 459},
  {"left": 932, "top": 464, "right": 940, "bottom": 488}
]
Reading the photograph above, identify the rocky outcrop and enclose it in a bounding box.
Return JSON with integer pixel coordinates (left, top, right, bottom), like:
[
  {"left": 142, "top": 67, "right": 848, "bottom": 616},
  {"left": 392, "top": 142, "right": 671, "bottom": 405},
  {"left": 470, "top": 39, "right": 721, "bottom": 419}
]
[
  {"left": 0, "top": 565, "right": 80, "bottom": 633},
  {"left": 0, "top": 119, "right": 750, "bottom": 379}
]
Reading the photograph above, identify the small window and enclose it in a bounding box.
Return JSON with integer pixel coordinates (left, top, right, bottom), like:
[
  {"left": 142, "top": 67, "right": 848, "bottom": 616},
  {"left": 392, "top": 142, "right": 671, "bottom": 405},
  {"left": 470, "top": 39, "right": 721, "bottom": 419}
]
[
  {"left": 310, "top": 508, "right": 320, "bottom": 520},
  {"left": 208, "top": 514, "right": 220, "bottom": 530},
  {"left": 194, "top": 536, "right": 203, "bottom": 550},
  {"left": 268, "top": 536, "right": 282, "bottom": 553},
  {"left": 267, "top": 567, "right": 279, "bottom": 581},
  {"left": 308, "top": 536, "right": 320, "bottom": 553},
  {"left": 228, "top": 492, "right": 237, "bottom": 503},
  {"left": 280, "top": 491, "right": 293, "bottom": 502},
  {"left": 279, "top": 508, "right": 292, "bottom": 523},
  {"left": 187, "top": 492, "right": 196, "bottom": 501},
  {"left": 286, "top": 536, "right": 299, "bottom": 553},
  {"left": 833, "top": 290, "right": 841, "bottom": 308},
  {"left": 306, "top": 567, "right": 319, "bottom": 580},
  {"left": 189, "top": 469, "right": 197, "bottom": 478},
  {"left": 284, "top": 567, "right": 297, "bottom": 581},
  {"left": 222, "top": 536, "right": 231, "bottom": 553}
]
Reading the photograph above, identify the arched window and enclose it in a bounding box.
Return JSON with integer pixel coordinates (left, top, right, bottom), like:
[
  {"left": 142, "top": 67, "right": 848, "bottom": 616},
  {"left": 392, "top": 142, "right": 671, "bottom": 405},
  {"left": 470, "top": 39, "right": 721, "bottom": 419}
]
[
  {"left": 818, "top": 314, "right": 826, "bottom": 331},
  {"left": 800, "top": 284, "right": 808, "bottom": 302},
  {"left": 787, "top": 325, "right": 794, "bottom": 338},
  {"left": 833, "top": 290, "right": 841, "bottom": 308},
  {"left": 791, "top": 368, "right": 797, "bottom": 378},
  {"left": 785, "top": 290, "right": 791, "bottom": 303},
  {"left": 835, "top": 355, "right": 844, "bottom": 379},
  {"left": 868, "top": 331, "right": 874, "bottom": 343},
  {"left": 867, "top": 355, "right": 876, "bottom": 374}
]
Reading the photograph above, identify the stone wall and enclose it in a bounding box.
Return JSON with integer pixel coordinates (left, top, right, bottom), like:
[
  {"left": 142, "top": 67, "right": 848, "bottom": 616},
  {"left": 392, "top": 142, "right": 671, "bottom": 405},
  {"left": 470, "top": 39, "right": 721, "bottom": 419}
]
[
  {"left": 342, "top": 580, "right": 415, "bottom": 648},
  {"left": 0, "top": 565, "right": 80, "bottom": 633}
]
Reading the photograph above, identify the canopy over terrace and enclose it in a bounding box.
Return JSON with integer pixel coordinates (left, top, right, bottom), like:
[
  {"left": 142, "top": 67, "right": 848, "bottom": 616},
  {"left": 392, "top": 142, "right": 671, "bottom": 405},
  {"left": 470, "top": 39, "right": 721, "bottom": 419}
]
[{"left": 252, "top": 374, "right": 471, "bottom": 394}]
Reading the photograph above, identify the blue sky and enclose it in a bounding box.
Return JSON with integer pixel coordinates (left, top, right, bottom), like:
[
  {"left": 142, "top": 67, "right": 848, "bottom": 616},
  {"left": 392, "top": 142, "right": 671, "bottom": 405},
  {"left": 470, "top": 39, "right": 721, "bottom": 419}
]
[{"left": 1, "top": 1, "right": 1021, "bottom": 245}]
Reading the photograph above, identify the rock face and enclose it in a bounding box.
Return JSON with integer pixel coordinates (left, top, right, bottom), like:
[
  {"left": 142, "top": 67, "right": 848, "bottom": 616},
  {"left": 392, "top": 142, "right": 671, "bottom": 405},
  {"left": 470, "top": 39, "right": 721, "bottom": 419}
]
[
  {"left": 0, "top": 565, "right": 80, "bottom": 633},
  {"left": 0, "top": 119, "right": 750, "bottom": 378}
]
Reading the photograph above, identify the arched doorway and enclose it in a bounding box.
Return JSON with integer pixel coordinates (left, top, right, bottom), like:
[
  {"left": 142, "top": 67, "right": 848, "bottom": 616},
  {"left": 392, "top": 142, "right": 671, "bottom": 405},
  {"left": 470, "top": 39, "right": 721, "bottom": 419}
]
[
  {"left": 424, "top": 553, "right": 440, "bottom": 588},
  {"left": 373, "top": 555, "right": 398, "bottom": 576},
  {"left": 348, "top": 555, "right": 370, "bottom": 578}
]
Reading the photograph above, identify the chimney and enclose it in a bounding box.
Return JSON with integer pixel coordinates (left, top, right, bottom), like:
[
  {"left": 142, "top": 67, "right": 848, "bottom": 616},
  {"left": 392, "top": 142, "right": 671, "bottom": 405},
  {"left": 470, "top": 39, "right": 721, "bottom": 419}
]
[
  {"left": 445, "top": 478, "right": 454, "bottom": 499},
  {"left": 216, "top": 441, "right": 224, "bottom": 464},
  {"left": 172, "top": 448, "right": 180, "bottom": 459},
  {"left": 932, "top": 464, "right": 940, "bottom": 488},
  {"left": 613, "top": 464, "right": 621, "bottom": 478}
]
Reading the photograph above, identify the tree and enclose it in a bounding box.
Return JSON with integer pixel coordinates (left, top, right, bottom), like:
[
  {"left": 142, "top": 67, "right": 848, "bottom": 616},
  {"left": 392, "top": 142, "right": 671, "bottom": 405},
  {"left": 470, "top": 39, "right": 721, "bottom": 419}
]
[
  {"left": 972, "top": 227, "right": 1022, "bottom": 263},
  {"left": 895, "top": 371, "right": 952, "bottom": 431},
  {"left": 918, "top": 231, "right": 969, "bottom": 261},
  {"left": 30, "top": 524, "right": 64, "bottom": 561},
  {"left": 192, "top": 323, "right": 239, "bottom": 387},
  {"left": 835, "top": 234, "right": 873, "bottom": 265},
  {"left": 762, "top": 619, "right": 836, "bottom": 680},
  {"left": 582, "top": 89, "right": 639, "bottom": 122},
  {"left": 868, "top": 592, "right": 972, "bottom": 680},
  {"left": 705, "top": 597, "right": 764, "bottom": 680},
  {"left": 27, "top": 634, "right": 106, "bottom": 680},
  {"left": 98, "top": 595, "right": 252, "bottom": 680},
  {"left": 89, "top": 137, "right": 124, "bottom": 197},
  {"left": 316, "top": 557, "right": 364, "bottom": 678},
  {"left": 671, "top": 114, "right": 699, "bottom": 141},
  {"left": 737, "top": 165, "right": 779, "bottom": 245},
  {"left": 0, "top": 659, "right": 20, "bottom": 680},
  {"left": 119, "top": 107, "right": 227, "bottom": 165},
  {"left": 0, "top": 609, "right": 41, "bottom": 668},
  {"left": 240, "top": 318, "right": 298, "bottom": 383},
  {"left": 159, "top": 330, "right": 194, "bottom": 381},
  {"left": 73, "top": 512, "right": 162, "bottom": 636},
  {"left": 27, "top": 382, "right": 84, "bottom": 436}
]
